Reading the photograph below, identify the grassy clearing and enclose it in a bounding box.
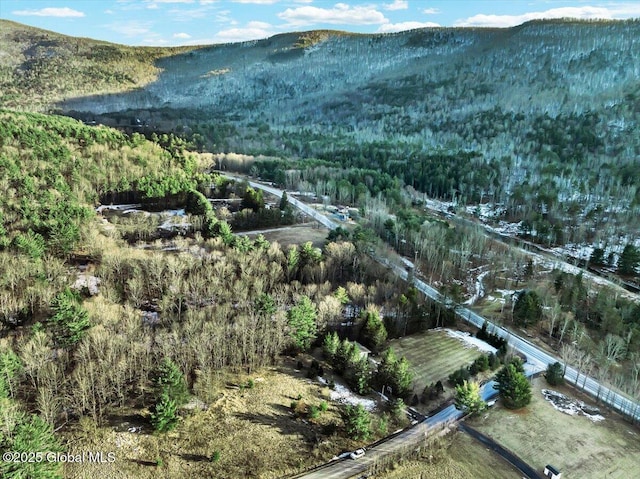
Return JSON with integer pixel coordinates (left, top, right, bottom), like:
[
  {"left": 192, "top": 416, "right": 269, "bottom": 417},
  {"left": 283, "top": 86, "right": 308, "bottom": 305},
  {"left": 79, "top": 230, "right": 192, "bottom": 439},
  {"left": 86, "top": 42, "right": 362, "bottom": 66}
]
[
  {"left": 470, "top": 377, "right": 640, "bottom": 479},
  {"left": 243, "top": 223, "right": 330, "bottom": 249},
  {"left": 389, "top": 330, "right": 483, "bottom": 395},
  {"left": 62, "top": 360, "right": 352, "bottom": 479},
  {"left": 376, "top": 431, "right": 521, "bottom": 479}
]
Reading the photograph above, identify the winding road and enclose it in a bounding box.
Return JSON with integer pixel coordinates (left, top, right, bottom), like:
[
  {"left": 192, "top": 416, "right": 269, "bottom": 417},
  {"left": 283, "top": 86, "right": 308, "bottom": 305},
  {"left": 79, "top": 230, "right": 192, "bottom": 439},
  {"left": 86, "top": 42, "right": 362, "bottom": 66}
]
[{"left": 221, "top": 173, "right": 640, "bottom": 477}]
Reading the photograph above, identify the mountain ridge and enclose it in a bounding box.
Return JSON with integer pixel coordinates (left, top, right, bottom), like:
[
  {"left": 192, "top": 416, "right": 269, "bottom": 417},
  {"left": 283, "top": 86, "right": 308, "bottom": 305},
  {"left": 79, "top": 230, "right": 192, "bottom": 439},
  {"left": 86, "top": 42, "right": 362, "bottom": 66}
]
[{"left": 2, "top": 19, "right": 639, "bottom": 245}]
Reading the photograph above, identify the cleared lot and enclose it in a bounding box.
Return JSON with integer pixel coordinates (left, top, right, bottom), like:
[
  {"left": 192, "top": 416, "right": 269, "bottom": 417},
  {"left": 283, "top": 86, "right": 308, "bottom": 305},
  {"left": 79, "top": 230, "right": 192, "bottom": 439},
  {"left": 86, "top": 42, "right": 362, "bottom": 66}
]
[
  {"left": 388, "top": 330, "right": 484, "bottom": 395},
  {"left": 470, "top": 377, "right": 640, "bottom": 479},
  {"left": 377, "top": 431, "right": 521, "bottom": 479}
]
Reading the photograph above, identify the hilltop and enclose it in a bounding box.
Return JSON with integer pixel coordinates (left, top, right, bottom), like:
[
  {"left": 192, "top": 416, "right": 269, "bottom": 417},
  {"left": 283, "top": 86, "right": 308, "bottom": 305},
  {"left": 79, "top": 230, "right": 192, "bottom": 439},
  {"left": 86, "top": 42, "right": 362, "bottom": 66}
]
[
  {"left": 2, "top": 19, "right": 640, "bottom": 248},
  {"left": 0, "top": 20, "right": 195, "bottom": 111}
]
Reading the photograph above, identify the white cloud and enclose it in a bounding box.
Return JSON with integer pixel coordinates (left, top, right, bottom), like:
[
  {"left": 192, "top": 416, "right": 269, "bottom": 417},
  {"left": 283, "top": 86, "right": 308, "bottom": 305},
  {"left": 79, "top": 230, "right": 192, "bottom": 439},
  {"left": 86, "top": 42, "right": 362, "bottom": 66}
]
[
  {"left": 107, "top": 20, "right": 152, "bottom": 37},
  {"left": 383, "top": 0, "right": 408, "bottom": 11},
  {"left": 104, "top": 9, "right": 115, "bottom": 14},
  {"left": 377, "top": 21, "right": 439, "bottom": 33},
  {"left": 422, "top": 8, "right": 439, "bottom": 15},
  {"left": 214, "top": 22, "right": 274, "bottom": 42},
  {"left": 455, "top": 5, "right": 640, "bottom": 28},
  {"left": 278, "top": 3, "right": 387, "bottom": 26},
  {"left": 168, "top": 6, "right": 214, "bottom": 20},
  {"left": 233, "top": 0, "right": 280, "bottom": 4},
  {"left": 12, "top": 7, "right": 85, "bottom": 18},
  {"left": 146, "top": 0, "right": 194, "bottom": 3},
  {"left": 173, "top": 32, "right": 192, "bottom": 38}
]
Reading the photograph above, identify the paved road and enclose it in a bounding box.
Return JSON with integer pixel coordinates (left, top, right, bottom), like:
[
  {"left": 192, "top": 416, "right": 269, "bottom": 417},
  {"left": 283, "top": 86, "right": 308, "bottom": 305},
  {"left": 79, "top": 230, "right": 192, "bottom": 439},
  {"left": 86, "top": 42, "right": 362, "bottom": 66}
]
[
  {"left": 222, "top": 174, "right": 640, "bottom": 476},
  {"left": 221, "top": 174, "right": 339, "bottom": 230}
]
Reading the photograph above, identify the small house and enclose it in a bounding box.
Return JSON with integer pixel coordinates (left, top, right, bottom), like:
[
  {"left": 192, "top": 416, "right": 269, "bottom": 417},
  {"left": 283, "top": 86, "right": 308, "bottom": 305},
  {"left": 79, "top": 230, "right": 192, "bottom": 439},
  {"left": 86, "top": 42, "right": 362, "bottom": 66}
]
[
  {"left": 544, "top": 464, "right": 561, "bottom": 479},
  {"left": 353, "top": 342, "right": 371, "bottom": 360}
]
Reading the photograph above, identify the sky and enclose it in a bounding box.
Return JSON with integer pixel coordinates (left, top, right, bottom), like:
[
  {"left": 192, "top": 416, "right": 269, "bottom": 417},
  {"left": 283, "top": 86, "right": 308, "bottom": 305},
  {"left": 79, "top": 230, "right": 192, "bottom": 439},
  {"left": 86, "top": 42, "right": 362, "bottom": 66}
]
[{"left": 2, "top": 1, "right": 640, "bottom": 46}]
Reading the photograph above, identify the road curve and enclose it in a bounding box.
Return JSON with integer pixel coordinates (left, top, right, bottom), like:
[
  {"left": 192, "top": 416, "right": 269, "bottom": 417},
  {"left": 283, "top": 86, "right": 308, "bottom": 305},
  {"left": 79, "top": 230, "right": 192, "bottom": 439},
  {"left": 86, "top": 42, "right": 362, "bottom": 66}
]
[
  {"left": 221, "top": 173, "right": 339, "bottom": 230},
  {"left": 222, "top": 174, "right": 640, "bottom": 476}
]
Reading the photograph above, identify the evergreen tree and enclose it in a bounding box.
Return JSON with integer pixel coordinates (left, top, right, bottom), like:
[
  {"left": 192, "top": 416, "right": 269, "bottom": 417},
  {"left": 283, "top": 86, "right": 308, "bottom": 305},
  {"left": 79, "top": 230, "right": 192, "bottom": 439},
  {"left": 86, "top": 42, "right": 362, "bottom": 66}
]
[
  {"left": 279, "top": 191, "right": 289, "bottom": 211},
  {"left": 513, "top": 290, "right": 542, "bottom": 327},
  {"left": 359, "top": 307, "right": 387, "bottom": 351},
  {"left": 287, "top": 296, "right": 317, "bottom": 351},
  {"left": 589, "top": 247, "right": 605, "bottom": 266},
  {"left": 346, "top": 357, "right": 371, "bottom": 395},
  {"left": 333, "top": 286, "right": 350, "bottom": 305},
  {"left": 322, "top": 332, "right": 340, "bottom": 362},
  {"left": 151, "top": 391, "right": 179, "bottom": 432},
  {"left": 545, "top": 361, "right": 565, "bottom": 386},
  {"left": 49, "top": 288, "right": 90, "bottom": 348},
  {"left": 342, "top": 404, "right": 371, "bottom": 441},
  {"left": 156, "top": 359, "right": 189, "bottom": 406},
  {"left": 454, "top": 380, "right": 486, "bottom": 415},
  {"left": 618, "top": 244, "right": 639, "bottom": 276},
  {"left": 494, "top": 360, "right": 532, "bottom": 409},
  {"left": 376, "top": 348, "right": 414, "bottom": 398},
  {"left": 0, "top": 412, "right": 64, "bottom": 479}
]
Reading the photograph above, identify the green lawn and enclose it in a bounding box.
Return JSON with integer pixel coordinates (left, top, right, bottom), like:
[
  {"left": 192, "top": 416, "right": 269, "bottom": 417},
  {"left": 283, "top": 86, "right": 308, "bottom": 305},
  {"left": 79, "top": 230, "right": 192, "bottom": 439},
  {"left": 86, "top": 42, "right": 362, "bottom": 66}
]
[{"left": 389, "top": 330, "right": 483, "bottom": 394}]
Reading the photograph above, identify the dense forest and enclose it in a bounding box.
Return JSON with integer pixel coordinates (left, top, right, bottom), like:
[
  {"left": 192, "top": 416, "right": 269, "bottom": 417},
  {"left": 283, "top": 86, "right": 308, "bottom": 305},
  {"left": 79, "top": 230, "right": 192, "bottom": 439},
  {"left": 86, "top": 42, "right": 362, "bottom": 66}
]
[
  {"left": 2, "top": 19, "right": 639, "bottom": 252},
  {"left": 0, "top": 112, "right": 441, "bottom": 478},
  {"left": 1, "top": 18, "right": 640, "bottom": 477}
]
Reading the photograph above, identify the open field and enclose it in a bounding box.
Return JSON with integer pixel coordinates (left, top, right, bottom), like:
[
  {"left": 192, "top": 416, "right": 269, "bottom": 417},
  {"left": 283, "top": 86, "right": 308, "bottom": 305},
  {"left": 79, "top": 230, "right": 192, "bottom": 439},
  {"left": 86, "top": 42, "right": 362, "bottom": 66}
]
[
  {"left": 242, "top": 223, "right": 330, "bottom": 248},
  {"left": 376, "top": 430, "right": 521, "bottom": 479},
  {"left": 470, "top": 377, "right": 640, "bottom": 479},
  {"left": 62, "top": 359, "right": 351, "bottom": 479},
  {"left": 389, "top": 330, "right": 484, "bottom": 395}
]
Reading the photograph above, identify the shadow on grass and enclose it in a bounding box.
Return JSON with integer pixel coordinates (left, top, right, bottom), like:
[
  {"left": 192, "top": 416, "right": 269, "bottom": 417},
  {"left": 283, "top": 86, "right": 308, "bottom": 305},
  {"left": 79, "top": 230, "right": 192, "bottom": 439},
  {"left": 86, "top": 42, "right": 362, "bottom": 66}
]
[
  {"left": 235, "top": 408, "right": 318, "bottom": 442},
  {"left": 128, "top": 459, "right": 158, "bottom": 467}
]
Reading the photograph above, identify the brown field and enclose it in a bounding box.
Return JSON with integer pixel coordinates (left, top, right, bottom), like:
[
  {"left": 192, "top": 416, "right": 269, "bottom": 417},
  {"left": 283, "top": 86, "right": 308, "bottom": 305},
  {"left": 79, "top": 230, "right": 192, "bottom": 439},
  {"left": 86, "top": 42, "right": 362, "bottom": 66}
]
[
  {"left": 376, "top": 430, "right": 521, "bottom": 479},
  {"left": 62, "top": 359, "right": 353, "bottom": 479},
  {"left": 469, "top": 377, "right": 640, "bottom": 479},
  {"left": 242, "top": 223, "right": 330, "bottom": 248}
]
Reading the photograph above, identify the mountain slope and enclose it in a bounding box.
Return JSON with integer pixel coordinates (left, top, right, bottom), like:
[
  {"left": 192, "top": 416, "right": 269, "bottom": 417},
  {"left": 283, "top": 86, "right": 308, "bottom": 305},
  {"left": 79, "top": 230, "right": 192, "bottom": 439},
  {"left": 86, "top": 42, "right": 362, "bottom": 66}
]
[
  {"left": 0, "top": 20, "right": 196, "bottom": 111},
  {"left": 2, "top": 20, "right": 639, "bottom": 248}
]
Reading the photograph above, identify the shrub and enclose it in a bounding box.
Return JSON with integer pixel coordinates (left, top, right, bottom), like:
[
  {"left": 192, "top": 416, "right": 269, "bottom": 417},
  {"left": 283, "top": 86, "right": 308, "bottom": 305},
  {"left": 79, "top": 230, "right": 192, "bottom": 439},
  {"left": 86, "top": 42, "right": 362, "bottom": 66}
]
[{"left": 545, "top": 361, "right": 565, "bottom": 386}]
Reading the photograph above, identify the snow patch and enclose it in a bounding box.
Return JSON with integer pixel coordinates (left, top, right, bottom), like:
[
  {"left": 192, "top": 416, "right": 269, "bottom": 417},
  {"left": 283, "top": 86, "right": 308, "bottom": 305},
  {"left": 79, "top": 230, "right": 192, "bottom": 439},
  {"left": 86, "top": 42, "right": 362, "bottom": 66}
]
[
  {"left": 322, "top": 379, "right": 376, "bottom": 411},
  {"left": 464, "top": 270, "right": 489, "bottom": 305},
  {"left": 73, "top": 274, "right": 100, "bottom": 295},
  {"left": 441, "top": 329, "right": 497, "bottom": 354},
  {"left": 542, "top": 389, "right": 605, "bottom": 422}
]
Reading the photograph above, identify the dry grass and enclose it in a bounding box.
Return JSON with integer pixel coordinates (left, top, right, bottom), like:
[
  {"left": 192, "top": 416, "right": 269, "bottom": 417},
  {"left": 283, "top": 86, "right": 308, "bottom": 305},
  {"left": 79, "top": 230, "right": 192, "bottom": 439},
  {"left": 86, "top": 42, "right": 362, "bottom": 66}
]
[
  {"left": 244, "top": 223, "right": 330, "bottom": 249},
  {"left": 62, "top": 360, "right": 352, "bottom": 479},
  {"left": 377, "top": 431, "right": 520, "bottom": 479},
  {"left": 469, "top": 377, "right": 640, "bottom": 478}
]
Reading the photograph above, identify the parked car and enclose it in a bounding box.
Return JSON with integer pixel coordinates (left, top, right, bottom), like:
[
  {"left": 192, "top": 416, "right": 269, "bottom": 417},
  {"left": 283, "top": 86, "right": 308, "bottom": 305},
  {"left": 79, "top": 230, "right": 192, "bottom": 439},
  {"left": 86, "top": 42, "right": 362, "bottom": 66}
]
[{"left": 350, "top": 448, "right": 366, "bottom": 460}]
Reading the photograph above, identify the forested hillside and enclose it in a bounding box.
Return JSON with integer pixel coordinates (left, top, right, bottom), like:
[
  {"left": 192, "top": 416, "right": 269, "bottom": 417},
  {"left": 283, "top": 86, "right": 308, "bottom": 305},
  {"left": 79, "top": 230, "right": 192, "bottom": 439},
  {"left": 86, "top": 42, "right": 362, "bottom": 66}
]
[
  {"left": 2, "top": 20, "right": 639, "bottom": 251},
  {"left": 0, "top": 111, "right": 420, "bottom": 477},
  {"left": 0, "top": 20, "right": 194, "bottom": 111}
]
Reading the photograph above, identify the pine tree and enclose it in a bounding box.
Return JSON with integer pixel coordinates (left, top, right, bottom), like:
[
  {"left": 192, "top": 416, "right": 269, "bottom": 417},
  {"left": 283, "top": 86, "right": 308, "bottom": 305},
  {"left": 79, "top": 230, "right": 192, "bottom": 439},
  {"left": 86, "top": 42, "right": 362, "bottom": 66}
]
[
  {"left": 618, "top": 244, "right": 639, "bottom": 276},
  {"left": 287, "top": 296, "right": 317, "bottom": 351},
  {"left": 494, "top": 360, "right": 532, "bottom": 409},
  {"left": 545, "top": 361, "right": 565, "bottom": 386},
  {"left": 322, "top": 332, "right": 340, "bottom": 361},
  {"left": 454, "top": 380, "right": 486, "bottom": 415},
  {"left": 342, "top": 404, "right": 371, "bottom": 441}
]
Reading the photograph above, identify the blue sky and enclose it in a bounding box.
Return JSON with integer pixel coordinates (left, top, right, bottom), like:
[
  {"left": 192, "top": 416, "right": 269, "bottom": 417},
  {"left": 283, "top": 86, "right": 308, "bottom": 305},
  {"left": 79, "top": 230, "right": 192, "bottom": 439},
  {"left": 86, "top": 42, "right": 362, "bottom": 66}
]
[{"left": 2, "top": 1, "right": 640, "bottom": 46}]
